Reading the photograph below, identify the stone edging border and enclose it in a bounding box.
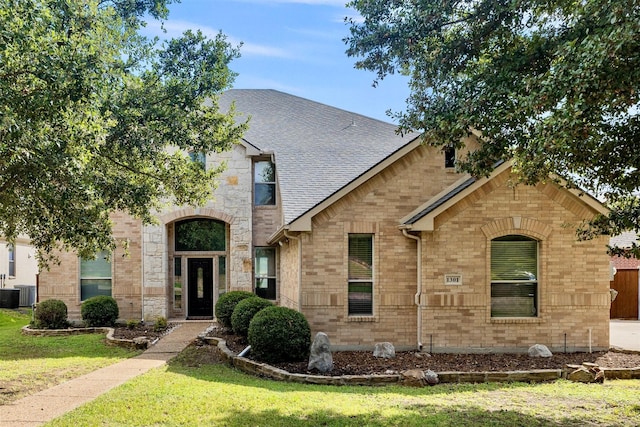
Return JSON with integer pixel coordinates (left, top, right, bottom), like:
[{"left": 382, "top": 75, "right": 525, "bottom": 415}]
[
  {"left": 21, "top": 325, "right": 149, "bottom": 349},
  {"left": 201, "top": 336, "right": 640, "bottom": 385}
]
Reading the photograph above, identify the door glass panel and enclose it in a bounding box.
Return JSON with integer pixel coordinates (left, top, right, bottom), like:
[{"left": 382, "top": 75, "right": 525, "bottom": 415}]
[
  {"left": 174, "top": 257, "right": 182, "bottom": 310},
  {"left": 218, "top": 256, "right": 226, "bottom": 296},
  {"left": 197, "top": 267, "right": 204, "bottom": 298}
]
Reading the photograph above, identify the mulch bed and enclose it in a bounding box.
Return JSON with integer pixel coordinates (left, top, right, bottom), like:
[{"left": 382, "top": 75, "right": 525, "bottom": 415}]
[
  {"left": 112, "top": 323, "right": 640, "bottom": 375},
  {"left": 199, "top": 325, "right": 640, "bottom": 376}
]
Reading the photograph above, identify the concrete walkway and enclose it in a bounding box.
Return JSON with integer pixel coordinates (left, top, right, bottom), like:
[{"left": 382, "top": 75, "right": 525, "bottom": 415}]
[{"left": 1, "top": 322, "right": 211, "bottom": 427}]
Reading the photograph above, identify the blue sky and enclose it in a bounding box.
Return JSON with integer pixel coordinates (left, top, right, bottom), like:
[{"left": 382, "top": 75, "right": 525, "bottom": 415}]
[{"left": 141, "top": 0, "right": 410, "bottom": 122}]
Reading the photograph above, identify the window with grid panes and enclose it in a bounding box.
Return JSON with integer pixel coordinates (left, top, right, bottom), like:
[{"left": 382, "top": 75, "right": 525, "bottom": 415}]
[
  {"left": 491, "top": 235, "right": 538, "bottom": 317},
  {"left": 80, "top": 250, "right": 112, "bottom": 301},
  {"left": 348, "top": 234, "right": 373, "bottom": 315},
  {"left": 7, "top": 243, "right": 14, "bottom": 277}
]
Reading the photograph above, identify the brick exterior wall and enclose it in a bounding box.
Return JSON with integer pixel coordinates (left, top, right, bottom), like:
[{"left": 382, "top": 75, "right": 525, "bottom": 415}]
[
  {"left": 38, "top": 211, "right": 143, "bottom": 321},
  {"left": 420, "top": 168, "right": 610, "bottom": 353},
  {"left": 278, "top": 235, "right": 300, "bottom": 310},
  {"left": 297, "top": 145, "right": 465, "bottom": 350},
  {"left": 294, "top": 145, "right": 610, "bottom": 352},
  {"left": 38, "top": 136, "right": 611, "bottom": 352}
]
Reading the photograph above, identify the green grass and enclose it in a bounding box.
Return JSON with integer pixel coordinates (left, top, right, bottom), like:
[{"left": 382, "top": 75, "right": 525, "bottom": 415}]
[
  {"left": 0, "top": 308, "right": 141, "bottom": 404},
  {"left": 47, "top": 345, "right": 640, "bottom": 427}
]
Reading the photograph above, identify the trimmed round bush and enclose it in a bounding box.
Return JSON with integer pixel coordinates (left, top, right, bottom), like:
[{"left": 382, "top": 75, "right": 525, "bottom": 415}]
[
  {"left": 81, "top": 295, "right": 119, "bottom": 327},
  {"left": 32, "top": 299, "right": 69, "bottom": 329},
  {"left": 231, "top": 296, "right": 272, "bottom": 337},
  {"left": 247, "top": 306, "right": 311, "bottom": 363},
  {"left": 215, "top": 290, "right": 254, "bottom": 328}
]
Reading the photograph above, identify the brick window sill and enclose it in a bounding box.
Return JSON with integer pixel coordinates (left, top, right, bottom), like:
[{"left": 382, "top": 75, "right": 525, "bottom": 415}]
[
  {"left": 347, "top": 316, "right": 377, "bottom": 323},
  {"left": 490, "top": 317, "right": 544, "bottom": 324}
]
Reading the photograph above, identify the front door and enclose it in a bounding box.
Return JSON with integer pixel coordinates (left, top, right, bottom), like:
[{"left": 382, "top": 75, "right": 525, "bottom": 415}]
[{"left": 187, "top": 258, "right": 214, "bottom": 319}]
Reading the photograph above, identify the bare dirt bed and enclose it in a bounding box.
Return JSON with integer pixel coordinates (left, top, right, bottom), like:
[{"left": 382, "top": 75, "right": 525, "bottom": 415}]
[
  {"left": 201, "top": 326, "right": 640, "bottom": 376},
  {"left": 112, "top": 323, "right": 177, "bottom": 341}
]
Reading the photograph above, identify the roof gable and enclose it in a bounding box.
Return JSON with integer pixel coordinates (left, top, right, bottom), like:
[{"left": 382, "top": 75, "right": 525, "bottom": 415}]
[
  {"left": 401, "top": 161, "right": 608, "bottom": 231},
  {"left": 219, "top": 89, "right": 418, "bottom": 225}
]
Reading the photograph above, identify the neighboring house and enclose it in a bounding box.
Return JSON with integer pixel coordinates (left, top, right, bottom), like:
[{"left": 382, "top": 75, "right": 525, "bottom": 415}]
[
  {"left": 610, "top": 231, "right": 640, "bottom": 319},
  {"left": 38, "top": 89, "right": 612, "bottom": 352},
  {"left": 0, "top": 237, "right": 39, "bottom": 303}
]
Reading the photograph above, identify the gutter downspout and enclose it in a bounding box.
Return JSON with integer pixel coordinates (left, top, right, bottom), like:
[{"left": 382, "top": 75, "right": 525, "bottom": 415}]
[
  {"left": 402, "top": 228, "right": 422, "bottom": 351},
  {"left": 283, "top": 229, "right": 302, "bottom": 310}
]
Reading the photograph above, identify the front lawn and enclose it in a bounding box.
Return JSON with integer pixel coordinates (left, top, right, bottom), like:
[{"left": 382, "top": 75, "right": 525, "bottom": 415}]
[
  {"left": 46, "top": 345, "right": 640, "bottom": 426},
  {"left": 0, "top": 308, "right": 141, "bottom": 404}
]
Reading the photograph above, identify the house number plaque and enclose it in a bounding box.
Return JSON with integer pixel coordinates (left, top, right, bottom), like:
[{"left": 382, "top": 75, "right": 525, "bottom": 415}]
[{"left": 444, "top": 274, "right": 462, "bottom": 286}]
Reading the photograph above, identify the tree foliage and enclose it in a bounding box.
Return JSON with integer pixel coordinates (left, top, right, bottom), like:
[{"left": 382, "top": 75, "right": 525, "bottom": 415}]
[
  {"left": 345, "top": 0, "right": 640, "bottom": 254},
  {"left": 0, "top": 0, "right": 247, "bottom": 263}
]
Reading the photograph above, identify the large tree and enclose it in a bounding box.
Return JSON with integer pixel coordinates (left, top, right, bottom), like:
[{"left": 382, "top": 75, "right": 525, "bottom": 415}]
[
  {"left": 0, "top": 0, "right": 247, "bottom": 263},
  {"left": 345, "top": 0, "right": 640, "bottom": 254}
]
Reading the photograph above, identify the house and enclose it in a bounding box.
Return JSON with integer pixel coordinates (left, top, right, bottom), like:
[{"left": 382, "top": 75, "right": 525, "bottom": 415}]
[
  {"left": 0, "top": 237, "right": 39, "bottom": 302},
  {"left": 38, "top": 89, "right": 612, "bottom": 352},
  {"left": 610, "top": 231, "right": 640, "bottom": 319}
]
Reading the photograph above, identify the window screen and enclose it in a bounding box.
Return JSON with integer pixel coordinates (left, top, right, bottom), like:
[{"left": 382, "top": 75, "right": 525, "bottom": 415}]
[
  {"left": 491, "top": 236, "right": 538, "bottom": 317},
  {"left": 80, "top": 250, "right": 112, "bottom": 300},
  {"left": 348, "top": 234, "right": 373, "bottom": 315}
]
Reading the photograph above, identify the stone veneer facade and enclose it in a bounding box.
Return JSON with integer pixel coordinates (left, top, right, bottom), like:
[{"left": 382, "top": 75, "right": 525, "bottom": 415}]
[{"left": 39, "top": 143, "right": 256, "bottom": 322}]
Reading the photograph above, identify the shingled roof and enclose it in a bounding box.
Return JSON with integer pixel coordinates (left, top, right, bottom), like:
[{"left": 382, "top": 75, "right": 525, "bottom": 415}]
[{"left": 219, "top": 89, "right": 418, "bottom": 224}]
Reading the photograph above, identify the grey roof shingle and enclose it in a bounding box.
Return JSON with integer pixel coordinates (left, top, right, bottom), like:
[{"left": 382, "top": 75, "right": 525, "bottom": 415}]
[
  {"left": 219, "top": 89, "right": 418, "bottom": 224},
  {"left": 403, "top": 176, "right": 477, "bottom": 225}
]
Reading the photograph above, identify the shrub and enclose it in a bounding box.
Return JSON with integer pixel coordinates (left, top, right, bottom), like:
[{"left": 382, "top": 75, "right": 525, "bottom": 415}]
[
  {"left": 231, "top": 296, "right": 272, "bottom": 337},
  {"left": 126, "top": 319, "right": 139, "bottom": 329},
  {"left": 154, "top": 316, "right": 168, "bottom": 332},
  {"left": 247, "top": 306, "right": 311, "bottom": 363},
  {"left": 32, "top": 299, "right": 69, "bottom": 329},
  {"left": 81, "top": 295, "right": 119, "bottom": 327},
  {"left": 215, "top": 290, "right": 254, "bottom": 328}
]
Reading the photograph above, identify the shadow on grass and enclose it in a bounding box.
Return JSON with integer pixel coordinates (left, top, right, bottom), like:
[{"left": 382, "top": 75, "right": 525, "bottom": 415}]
[
  {"left": 0, "top": 309, "right": 138, "bottom": 361},
  {"left": 160, "top": 347, "right": 620, "bottom": 426},
  {"left": 213, "top": 406, "right": 581, "bottom": 427}
]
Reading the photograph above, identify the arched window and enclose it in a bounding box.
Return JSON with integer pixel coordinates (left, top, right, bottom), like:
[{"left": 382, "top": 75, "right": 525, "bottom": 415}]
[
  {"left": 175, "top": 219, "right": 226, "bottom": 252},
  {"left": 491, "top": 235, "right": 538, "bottom": 317}
]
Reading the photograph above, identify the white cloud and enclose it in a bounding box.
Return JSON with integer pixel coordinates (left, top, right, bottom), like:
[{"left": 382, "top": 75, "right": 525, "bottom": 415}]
[
  {"left": 141, "top": 20, "right": 293, "bottom": 59},
  {"left": 228, "top": 0, "right": 347, "bottom": 5}
]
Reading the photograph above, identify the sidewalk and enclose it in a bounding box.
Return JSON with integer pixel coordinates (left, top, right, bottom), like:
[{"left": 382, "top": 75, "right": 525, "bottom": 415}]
[{"left": 1, "top": 322, "right": 211, "bottom": 427}]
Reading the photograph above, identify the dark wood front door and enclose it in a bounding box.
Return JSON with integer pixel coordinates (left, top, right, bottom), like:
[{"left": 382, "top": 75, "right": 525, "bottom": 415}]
[{"left": 188, "top": 258, "right": 214, "bottom": 318}]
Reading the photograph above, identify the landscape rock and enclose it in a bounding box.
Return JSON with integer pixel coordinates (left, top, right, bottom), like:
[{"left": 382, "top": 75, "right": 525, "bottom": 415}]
[
  {"left": 133, "top": 336, "right": 150, "bottom": 349},
  {"left": 401, "top": 369, "right": 427, "bottom": 386},
  {"left": 528, "top": 344, "right": 552, "bottom": 358},
  {"left": 373, "top": 342, "right": 395, "bottom": 359},
  {"left": 424, "top": 369, "right": 439, "bottom": 385},
  {"left": 567, "top": 363, "right": 605, "bottom": 383},
  {"left": 400, "top": 369, "right": 439, "bottom": 386},
  {"left": 307, "top": 332, "right": 333, "bottom": 373}
]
